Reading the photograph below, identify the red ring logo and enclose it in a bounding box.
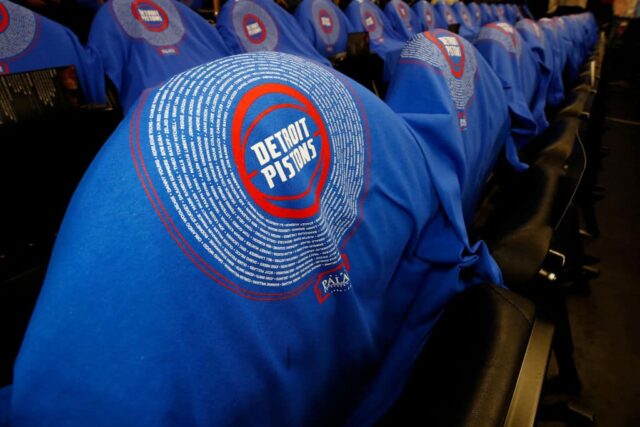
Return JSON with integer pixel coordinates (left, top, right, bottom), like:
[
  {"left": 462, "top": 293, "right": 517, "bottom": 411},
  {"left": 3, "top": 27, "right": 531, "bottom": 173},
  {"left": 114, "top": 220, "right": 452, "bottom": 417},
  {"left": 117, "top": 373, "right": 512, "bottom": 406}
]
[
  {"left": 426, "top": 31, "right": 465, "bottom": 79},
  {"left": 132, "top": 0, "right": 169, "bottom": 33},
  {"left": 0, "top": 3, "right": 9, "bottom": 34},
  {"left": 318, "top": 9, "right": 334, "bottom": 34},
  {"left": 363, "top": 11, "right": 377, "bottom": 32},
  {"left": 232, "top": 83, "right": 331, "bottom": 219},
  {"left": 243, "top": 13, "right": 267, "bottom": 44},
  {"left": 398, "top": 3, "right": 407, "bottom": 18},
  {"left": 0, "top": 62, "right": 9, "bottom": 75}
]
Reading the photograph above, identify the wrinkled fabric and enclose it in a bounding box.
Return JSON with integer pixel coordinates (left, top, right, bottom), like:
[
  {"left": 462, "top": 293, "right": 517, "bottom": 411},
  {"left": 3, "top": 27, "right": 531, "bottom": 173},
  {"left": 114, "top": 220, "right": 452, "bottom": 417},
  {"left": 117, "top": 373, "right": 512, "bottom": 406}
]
[
  {"left": 0, "top": 0, "right": 105, "bottom": 103},
  {"left": 88, "top": 0, "right": 229, "bottom": 113},
  {"left": 7, "top": 52, "right": 501, "bottom": 427}
]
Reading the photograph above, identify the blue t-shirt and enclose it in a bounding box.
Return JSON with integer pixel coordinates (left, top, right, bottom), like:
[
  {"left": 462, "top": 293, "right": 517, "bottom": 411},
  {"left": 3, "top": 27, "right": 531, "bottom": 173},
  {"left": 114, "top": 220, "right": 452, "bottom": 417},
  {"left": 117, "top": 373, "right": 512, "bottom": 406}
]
[
  {"left": 480, "top": 3, "right": 495, "bottom": 25},
  {"left": 87, "top": 0, "right": 230, "bottom": 113},
  {"left": 554, "top": 16, "right": 581, "bottom": 82},
  {"left": 467, "top": 2, "right": 482, "bottom": 27},
  {"left": 7, "top": 52, "right": 501, "bottom": 427},
  {"left": 412, "top": 0, "right": 442, "bottom": 31},
  {"left": 217, "top": 0, "right": 331, "bottom": 67},
  {"left": 516, "top": 18, "right": 562, "bottom": 107},
  {"left": 539, "top": 17, "right": 567, "bottom": 84},
  {"left": 475, "top": 22, "right": 549, "bottom": 163},
  {"left": 0, "top": 0, "right": 105, "bottom": 103},
  {"left": 383, "top": 0, "right": 420, "bottom": 41},
  {"left": 434, "top": 0, "right": 458, "bottom": 29},
  {"left": 386, "top": 30, "right": 514, "bottom": 223},
  {"left": 344, "top": 0, "right": 406, "bottom": 81},
  {"left": 294, "top": 0, "right": 353, "bottom": 58},
  {"left": 451, "top": 1, "right": 478, "bottom": 40}
]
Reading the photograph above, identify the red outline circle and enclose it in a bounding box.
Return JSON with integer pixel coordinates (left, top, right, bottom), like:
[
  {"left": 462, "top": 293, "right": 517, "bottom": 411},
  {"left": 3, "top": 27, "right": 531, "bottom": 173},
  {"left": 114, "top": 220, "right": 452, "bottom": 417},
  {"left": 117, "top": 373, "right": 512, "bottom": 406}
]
[
  {"left": 425, "top": 31, "right": 465, "bottom": 79},
  {"left": 0, "top": 3, "right": 8, "bottom": 34},
  {"left": 318, "top": 9, "right": 334, "bottom": 34},
  {"left": 397, "top": 3, "right": 407, "bottom": 18},
  {"left": 490, "top": 22, "right": 518, "bottom": 49},
  {"left": 0, "top": 62, "right": 9, "bottom": 75},
  {"left": 242, "top": 13, "right": 267, "bottom": 44},
  {"left": 132, "top": 0, "right": 169, "bottom": 32},
  {"left": 363, "top": 11, "right": 377, "bottom": 33},
  {"left": 232, "top": 83, "right": 331, "bottom": 219}
]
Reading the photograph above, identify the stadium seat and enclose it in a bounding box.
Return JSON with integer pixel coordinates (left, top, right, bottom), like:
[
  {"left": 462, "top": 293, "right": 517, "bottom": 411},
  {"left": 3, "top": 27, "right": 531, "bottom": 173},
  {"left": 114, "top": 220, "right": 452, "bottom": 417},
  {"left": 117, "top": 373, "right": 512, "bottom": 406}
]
[
  {"left": 385, "top": 29, "right": 513, "bottom": 223},
  {"left": 4, "top": 51, "right": 503, "bottom": 426},
  {"left": 294, "top": 0, "right": 354, "bottom": 59},
  {"left": 217, "top": 0, "right": 331, "bottom": 67},
  {"left": 517, "top": 18, "right": 565, "bottom": 108},
  {"left": 480, "top": 2, "right": 496, "bottom": 25},
  {"left": 412, "top": 0, "right": 442, "bottom": 31},
  {"left": 433, "top": 0, "right": 459, "bottom": 30},
  {"left": 451, "top": 1, "right": 479, "bottom": 40},
  {"left": 383, "top": 0, "right": 420, "bottom": 41},
  {"left": 474, "top": 22, "right": 550, "bottom": 161},
  {"left": 467, "top": 2, "right": 483, "bottom": 28},
  {"left": 87, "top": 0, "right": 230, "bottom": 112},
  {"left": 344, "top": 0, "right": 406, "bottom": 80},
  {"left": 0, "top": 0, "right": 105, "bottom": 103}
]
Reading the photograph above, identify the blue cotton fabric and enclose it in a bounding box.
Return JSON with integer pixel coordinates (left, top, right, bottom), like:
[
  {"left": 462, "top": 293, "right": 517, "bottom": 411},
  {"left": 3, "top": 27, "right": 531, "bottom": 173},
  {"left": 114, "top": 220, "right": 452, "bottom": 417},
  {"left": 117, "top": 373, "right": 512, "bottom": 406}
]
[
  {"left": 294, "top": 0, "right": 354, "bottom": 58},
  {"left": 0, "top": 0, "right": 105, "bottom": 103},
  {"left": 6, "top": 52, "right": 501, "bottom": 427},
  {"left": 87, "top": 0, "right": 230, "bottom": 113},
  {"left": 386, "top": 29, "right": 513, "bottom": 224},
  {"left": 217, "top": 0, "right": 331, "bottom": 67}
]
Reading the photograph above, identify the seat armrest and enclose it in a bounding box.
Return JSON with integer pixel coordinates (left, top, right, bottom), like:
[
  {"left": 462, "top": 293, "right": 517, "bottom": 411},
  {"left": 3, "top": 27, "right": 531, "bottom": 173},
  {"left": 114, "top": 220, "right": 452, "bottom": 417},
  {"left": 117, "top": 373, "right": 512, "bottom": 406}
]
[{"left": 379, "top": 284, "right": 551, "bottom": 427}]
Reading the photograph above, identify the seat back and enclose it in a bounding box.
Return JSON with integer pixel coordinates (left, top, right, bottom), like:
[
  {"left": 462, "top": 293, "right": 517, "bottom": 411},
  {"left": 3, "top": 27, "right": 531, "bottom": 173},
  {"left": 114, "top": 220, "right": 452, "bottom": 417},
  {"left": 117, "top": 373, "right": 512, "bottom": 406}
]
[
  {"left": 383, "top": 0, "right": 421, "bottom": 41},
  {"left": 0, "top": 0, "right": 105, "bottom": 103},
  {"left": 344, "top": 0, "right": 406, "bottom": 80},
  {"left": 87, "top": 0, "right": 230, "bottom": 112},
  {"left": 451, "top": 1, "right": 478, "bottom": 40},
  {"left": 293, "top": 0, "right": 353, "bottom": 58},
  {"left": 467, "top": 2, "right": 483, "bottom": 27},
  {"left": 495, "top": 3, "right": 508, "bottom": 23},
  {"left": 8, "top": 51, "right": 501, "bottom": 426},
  {"left": 412, "top": 0, "right": 442, "bottom": 31},
  {"left": 480, "top": 3, "right": 495, "bottom": 25},
  {"left": 433, "top": 0, "right": 459, "bottom": 29},
  {"left": 385, "top": 29, "right": 513, "bottom": 223},
  {"left": 217, "top": 0, "right": 331, "bottom": 67},
  {"left": 517, "top": 18, "right": 564, "bottom": 107},
  {"left": 474, "top": 22, "right": 549, "bottom": 156}
]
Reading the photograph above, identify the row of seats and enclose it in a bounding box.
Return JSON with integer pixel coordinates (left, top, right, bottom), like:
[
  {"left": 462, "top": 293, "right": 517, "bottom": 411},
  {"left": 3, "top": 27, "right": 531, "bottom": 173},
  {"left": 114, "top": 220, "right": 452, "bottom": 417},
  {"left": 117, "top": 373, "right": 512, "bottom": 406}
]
[
  {"left": 0, "top": 0, "right": 546, "bottom": 113},
  {"left": 0, "top": 0, "right": 605, "bottom": 425}
]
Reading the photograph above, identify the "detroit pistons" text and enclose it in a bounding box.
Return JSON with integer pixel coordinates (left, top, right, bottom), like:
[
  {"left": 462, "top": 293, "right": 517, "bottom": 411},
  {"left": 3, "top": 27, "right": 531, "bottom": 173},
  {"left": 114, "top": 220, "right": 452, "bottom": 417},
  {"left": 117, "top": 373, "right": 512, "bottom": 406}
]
[{"left": 250, "top": 117, "right": 317, "bottom": 189}]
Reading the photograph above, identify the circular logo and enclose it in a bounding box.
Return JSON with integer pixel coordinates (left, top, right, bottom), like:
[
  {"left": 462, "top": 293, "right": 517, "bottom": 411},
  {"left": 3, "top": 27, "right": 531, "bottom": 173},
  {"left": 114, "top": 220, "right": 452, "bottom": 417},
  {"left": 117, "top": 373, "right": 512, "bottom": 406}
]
[
  {"left": 232, "top": 83, "right": 331, "bottom": 219},
  {"left": 398, "top": 3, "right": 407, "bottom": 18},
  {"left": 0, "top": 62, "right": 8, "bottom": 75},
  {"left": 445, "top": 9, "right": 455, "bottom": 24},
  {"left": 232, "top": 1, "right": 279, "bottom": 52},
  {"left": 133, "top": 53, "right": 367, "bottom": 299},
  {"left": 318, "top": 9, "right": 333, "bottom": 34},
  {"left": 0, "top": 1, "right": 37, "bottom": 60},
  {"left": 425, "top": 10, "right": 433, "bottom": 26},
  {"left": 461, "top": 9, "right": 471, "bottom": 27},
  {"left": 242, "top": 13, "right": 267, "bottom": 44},
  {"left": 113, "top": 0, "right": 185, "bottom": 47},
  {"left": 363, "top": 11, "right": 377, "bottom": 32},
  {"left": 0, "top": 3, "right": 9, "bottom": 34},
  {"left": 132, "top": 0, "right": 169, "bottom": 32},
  {"left": 427, "top": 30, "right": 465, "bottom": 78}
]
